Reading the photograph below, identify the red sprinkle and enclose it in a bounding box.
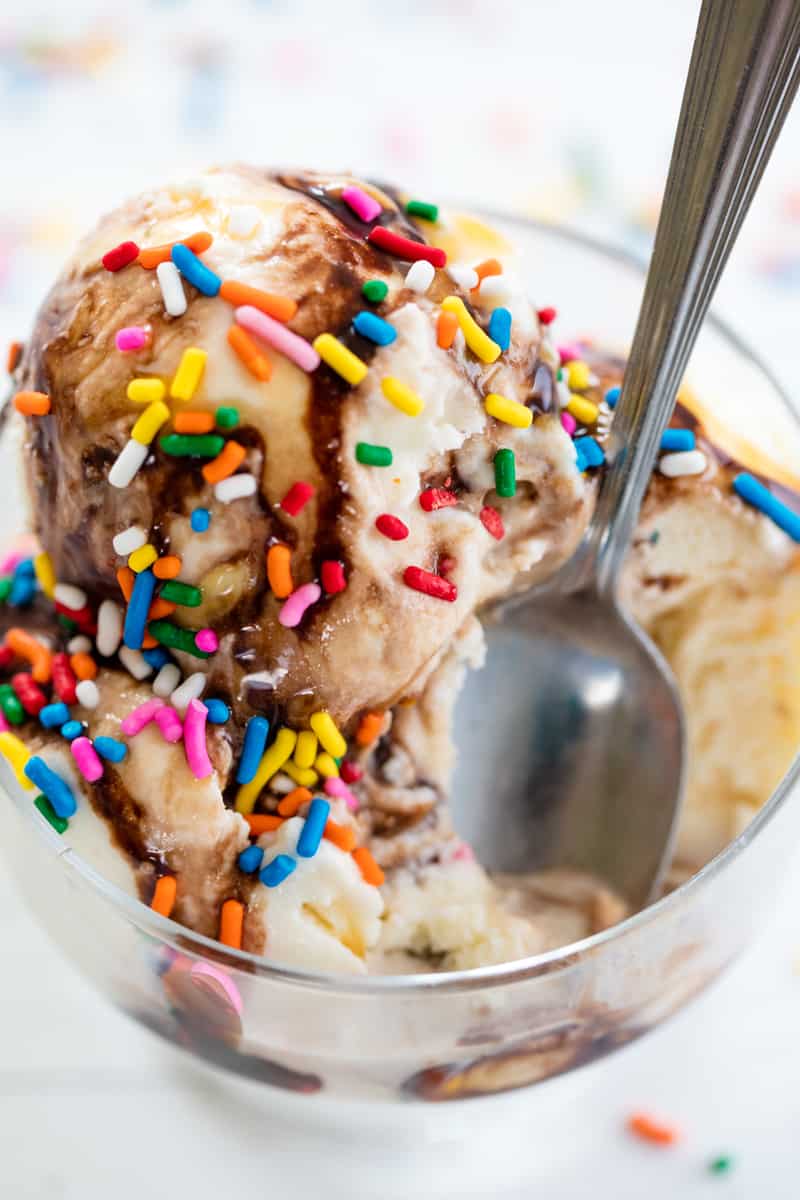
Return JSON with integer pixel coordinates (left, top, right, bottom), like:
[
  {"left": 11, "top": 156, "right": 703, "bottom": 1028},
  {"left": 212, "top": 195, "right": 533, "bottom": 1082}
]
[
  {"left": 375, "top": 513, "right": 409, "bottom": 540},
  {"left": 0, "top": 646, "right": 15, "bottom": 671},
  {"left": 51, "top": 652, "right": 78, "bottom": 704},
  {"left": 11, "top": 672, "right": 47, "bottom": 716},
  {"left": 479, "top": 505, "right": 505, "bottom": 540},
  {"left": 367, "top": 227, "right": 446, "bottom": 268},
  {"left": 102, "top": 241, "right": 140, "bottom": 272},
  {"left": 280, "top": 481, "right": 315, "bottom": 516},
  {"left": 419, "top": 487, "right": 458, "bottom": 513},
  {"left": 403, "top": 566, "right": 457, "bottom": 602},
  {"left": 321, "top": 560, "right": 347, "bottom": 594},
  {"left": 537, "top": 306, "right": 557, "bottom": 325},
  {"left": 340, "top": 760, "right": 363, "bottom": 784}
]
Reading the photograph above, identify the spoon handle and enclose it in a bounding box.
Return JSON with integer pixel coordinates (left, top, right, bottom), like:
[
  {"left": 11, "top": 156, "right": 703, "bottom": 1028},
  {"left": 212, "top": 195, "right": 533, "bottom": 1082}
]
[{"left": 581, "top": 0, "right": 800, "bottom": 597}]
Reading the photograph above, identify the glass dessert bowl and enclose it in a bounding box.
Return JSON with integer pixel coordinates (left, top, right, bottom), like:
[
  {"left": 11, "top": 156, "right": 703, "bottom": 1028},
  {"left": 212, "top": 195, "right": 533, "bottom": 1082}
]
[{"left": 1, "top": 198, "right": 799, "bottom": 1104}]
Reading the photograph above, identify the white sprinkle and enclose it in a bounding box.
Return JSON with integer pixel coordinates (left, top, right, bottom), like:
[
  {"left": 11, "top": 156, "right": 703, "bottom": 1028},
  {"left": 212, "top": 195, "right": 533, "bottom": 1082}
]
[
  {"left": 118, "top": 646, "right": 153, "bottom": 680},
  {"left": 156, "top": 260, "right": 187, "bottom": 317},
  {"left": 658, "top": 449, "right": 708, "bottom": 478},
  {"left": 109, "top": 439, "right": 148, "bottom": 489},
  {"left": 112, "top": 525, "right": 148, "bottom": 556},
  {"left": 270, "top": 773, "right": 296, "bottom": 795},
  {"left": 153, "top": 662, "right": 181, "bottom": 698},
  {"left": 75, "top": 679, "right": 99, "bottom": 709},
  {"left": 405, "top": 260, "right": 435, "bottom": 294},
  {"left": 447, "top": 265, "right": 479, "bottom": 290},
  {"left": 556, "top": 378, "right": 572, "bottom": 410},
  {"left": 66, "top": 635, "right": 92, "bottom": 655},
  {"left": 96, "top": 600, "right": 123, "bottom": 657},
  {"left": 54, "top": 583, "right": 88, "bottom": 611},
  {"left": 228, "top": 204, "right": 262, "bottom": 239},
  {"left": 214, "top": 474, "right": 257, "bottom": 503},
  {"left": 476, "top": 275, "right": 511, "bottom": 302},
  {"left": 170, "top": 671, "right": 206, "bottom": 714}
]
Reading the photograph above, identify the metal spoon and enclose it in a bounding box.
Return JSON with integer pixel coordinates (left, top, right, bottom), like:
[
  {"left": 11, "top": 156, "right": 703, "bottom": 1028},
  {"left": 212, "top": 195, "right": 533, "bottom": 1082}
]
[{"left": 453, "top": 0, "right": 800, "bottom": 909}]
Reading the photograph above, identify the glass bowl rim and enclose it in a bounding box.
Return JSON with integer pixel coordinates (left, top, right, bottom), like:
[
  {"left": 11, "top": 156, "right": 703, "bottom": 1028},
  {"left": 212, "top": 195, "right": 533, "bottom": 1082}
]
[{"left": 6, "top": 212, "right": 799, "bottom": 996}]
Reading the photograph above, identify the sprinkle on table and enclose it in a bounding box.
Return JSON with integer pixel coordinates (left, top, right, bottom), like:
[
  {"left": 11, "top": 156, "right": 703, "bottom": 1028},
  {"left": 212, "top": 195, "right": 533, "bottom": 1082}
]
[
  {"left": 356, "top": 443, "right": 393, "bottom": 467},
  {"left": 406, "top": 199, "right": 439, "bottom": 222},
  {"left": 381, "top": 377, "right": 424, "bottom": 416},
  {"left": 485, "top": 393, "right": 532, "bottom": 429},
  {"left": 403, "top": 565, "right": 457, "bottom": 602},
  {"left": 14, "top": 391, "right": 51, "bottom": 416},
  {"left": 708, "top": 1155, "right": 734, "bottom": 1176},
  {"left": 362, "top": 279, "right": 388, "bottom": 304},
  {"left": 313, "top": 333, "right": 369, "bottom": 385},
  {"left": 102, "top": 241, "right": 139, "bottom": 272},
  {"left": 440, "top": 296, "right": 501, "bottom": 363},
  {"left": 627, "top": 1112, "right": 680, "bottom": 1146},
  {"left": 367, "top": 226, "right": 447, "bottom": 267},
  {"left": 733, "top": 471, "right": 800, "bottom": 541}
]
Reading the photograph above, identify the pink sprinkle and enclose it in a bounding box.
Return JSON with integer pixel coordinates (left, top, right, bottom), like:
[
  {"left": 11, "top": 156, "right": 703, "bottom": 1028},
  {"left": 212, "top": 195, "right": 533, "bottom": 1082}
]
[
  {"left": 561, "top": 412, "right": 577, "bottom": 436},
  {"left": 451, "top": 842, "right": 475, "bottom": 862},
  {"left": 189, "top": 961, "right": 243, "bottom": 1016},
  {"left": 115, "top": 325, "right": 150, "bottom": 352},
  {"left": 195, "top": 628, "right": 218, "bottom": 653},
  {"left": 340, "top": 759, "right": 362, "bottom": 784},
  {"left": 321, "top": 560, "right": 346, "bottom": 594},
  {"left": 558, "top": 343, "right": 581, "bottom": 365},
  {"left": 71, "top": 736, "right": 104, "bottom": 783},
  {"left": 324, "top": 776, "right": 359, "bottom": 811},
  {"left": 280, "top": 481, "right": 315, "bottom": 516},
  {"left": 0, "top": 550, "right": 27, "bottom": 575},
  {"left": 0, "top": 711, "right": 11, "bottom": 734},
  {"left": 235, "top": 305, "right": 320, "bottom": 373},
  {"left": 154, "top": 705, "right": 183, "bottom": 743},
  {"left": 184, "top": 699, "right": 213, "bottom": 780},
  {"left": 120, "top": 697, "right": 165, "bottom": 737},
  {"left": 278, "top": 582, "right": 321, "bottom": 628},
  {"left": 341, "top": 185, "right": 382, "bottom": 224}
]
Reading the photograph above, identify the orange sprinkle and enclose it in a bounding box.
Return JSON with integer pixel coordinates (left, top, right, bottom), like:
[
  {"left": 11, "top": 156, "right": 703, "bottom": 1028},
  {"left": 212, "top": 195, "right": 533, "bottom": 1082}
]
[
  {"left": 324, "top": 819, "right": 357, "bottom": 853},
  {"left": 151, "top": 875, "right": 177, "bottom": 917},
  {"left": 5, "top": 627, "right": 52, "bottom": 683},
  {"left": 352, "top": 846, "right": 385, "bottom": 887},
  {"left": 220, "top": 280, "right": 297, "bottom": 323},
  {"left": 202, "top": 440, "right": 246, "bottom": 485},
  {"left": 70, "top": 652, "right": 97, "bottom": 681},
  {"left": 219, "top": 898, "right": 244, "bottom": 949},
  {"left": 138, "top": 231, "right": 213, "bottom": 269},
  {"left": 627, "top": 1113, "right": 680, "bottom": 1146},
  {"left": 356, "top": 710, "right": 385, "bottom": 747},
  {"left": 13, "top": 391, "right": 51, "bottom": 416},
  {"left": 6, "top": 341, "right": 22, "bottom": 373},
  {"left": 227, "top": 325, "right": 272, "bottom": 382},
  {"left": 153, "top": 555, "right": 182, "bottom": 580},
  {"left": 142, "top": 632, "right": 158, "bottom": 650},
  {"left": 173, "top": 411, "right": 214, "bottom": 434},
  {"left": 266, "top": 543, "right": 293, "bottom": 599},
  {"left": 277, "top": 786, "right": 312, "bottom": 817},
  {"left": 148, "top": 597, "right": 177, "bottom": 620},
  {"left": 244, "top": 814, "right": 285, "bottom": 836},
  {"left": 472, "top": 258, "right": 503, "bottom": 289},
  {"left": 116, "top": 566, "right": 134, "bottom": 603},
  {"left": 436, "top": 310, "right": 459, "bottom": 350}
]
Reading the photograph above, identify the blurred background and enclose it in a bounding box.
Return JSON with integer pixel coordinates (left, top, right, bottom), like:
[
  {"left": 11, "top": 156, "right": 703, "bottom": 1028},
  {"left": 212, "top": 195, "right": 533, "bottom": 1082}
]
[{"left": 1, "top": 1, "right": 800, "bottom": 1197}]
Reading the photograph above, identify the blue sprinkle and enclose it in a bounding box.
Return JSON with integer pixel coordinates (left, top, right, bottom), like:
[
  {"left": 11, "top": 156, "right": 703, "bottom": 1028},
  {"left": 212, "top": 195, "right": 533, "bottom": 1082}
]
[
  {"left": 171, "top": 243, "right": 221, "bottom": 297},
  {"left": 14, "top": 558, "right": 35, "bottom": 577},
  {"left": 94, "top": 736, "right": 128, "bottom": 763},
  {"left": 487, "top": 307, "right": 512, "bottom": 352},
  {"left": 236, "top": 716, "right": 270, "bottom": 784},
  {"left": 39, "top": 701, "right": 70, "bottom": 729},
  {"left": 60, "top": 720, "right": 83, "bottom": 741},
  {"left": 661, "top": 428, "right": 695, "bottom": 453},
  {"left": 23, "top": 756, "right": 77, "bottom": 818},
  {"left": 123, "top": 568, "right": 156, "bottom": 650},
  {"left": 296, "top": 797, "right": 330, "bottom": 858},
  {"left": 142, "top": 647, "right": 171, "bottom": 670},
  {"left": 8, "top": 564, "right": 36, "bottom": 607},
  {"left": 191, "top": 507, "right": 211, "bottom": 533},
  {"left": 238, "top": 845, "right": 265, "bottom": 874},
  {"left": 259, "top": 853, "right": 296, "bottom": 888},
  {"left": 205, "top": 698, "right": 230, "bottom": 724},
  {"left": 352, "top": 311, "right": 397, "bottom": 346},
  {"left": 575, "top": 436, "right": 605, "bottom": 472},
  {"left": 605, "top": 386, "right": 621, "bottom": 409},
  {"left": 733, "top": 472, "right": 800, "bottom": 542}
]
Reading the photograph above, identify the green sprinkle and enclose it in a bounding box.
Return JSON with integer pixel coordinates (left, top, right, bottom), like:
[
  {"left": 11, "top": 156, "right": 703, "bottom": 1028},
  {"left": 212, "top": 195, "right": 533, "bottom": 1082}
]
[
  {"left": 355, "top": 442, "right": 393, "bottom": 467},
  {"left": 0, "top": 686, "right": 24, "bottom": 726},
  {"left": 148, "top": 619, "right": 211, "bottom": 658},
  {"left": 57, "top": 615, "right": 78, "bottom": 634},
  {"left": 215, "top": 406, "right": 239, "bottom": 429},
  {"left": 0, "top": 576, "right": 12, "bottom": 603},
  {"left": 34, "top": 794, "right": 68, "bottom": 834},
  {"left": 709, "top": 1156, "right": 734, "bottom": 1176},
  {"left": 406, "top": 200, "right": 439, "bottom": 222},
  {"left": 649, "top": 530, "right": 660, "bottom": 545},
  {"left": 159, "top": 434, "right": 225, "bottom": 458},
  {"left": 556, "top": 368, "right": 563, "bottom": 381},
  {"left": 494, "top": 448, "right": 516, "bottom": 498},
  {"left": 362, "top": 279, "right": 388, "bottom": 304},
  {"left": 159, "top": 580, "right": 202, "bottom": 608}
]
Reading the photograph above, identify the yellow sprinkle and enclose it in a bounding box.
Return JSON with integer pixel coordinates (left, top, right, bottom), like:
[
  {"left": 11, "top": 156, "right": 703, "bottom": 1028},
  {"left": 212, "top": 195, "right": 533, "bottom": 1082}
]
[
  {"left": 170, "top": 347, "right": 208, "bottom": 402},
  {"left": 0, "top": 732, "right": 34, "bottom": 790},
  {"left": 33, "top": 552, "right": 56, "bottom": 599},
  {"left": 312, "top": 333, "right": 368, "bottom": 386},
  {"left": 128, "top": 544, "right": 158, "bottom": 573},
  {"left": 309, "top": 710, "right": 347, "bottom": 758},
  {"left": 567, "top": 360, "right": 591, "bottom": 390},
  {"left": 127, "top": 378, "right": 166, "bottom": 405},
  {"left": 566, "top": 395, "right": 599, "bottom": 425},
  {"left": 294, "top": 730, "right": 318, "bottom": 770},
  {"left": 235, "top": 727, "right": 297, "bottom": 814},
  {"left": 440, "top": 296, "right": 501, "bottom": 363},
  {"left": 484, "top": 393, "right": 532, "bottom": 429},
  {"left": 314, "top": 752, "right": 340, "bottom": 778},
  {"left": 282, "top": 761, "right": 319, "bottom": 788},
  {"left": 381, "top": 377, "right": 425, "bottom": 417},
  {"left": 131, "top": 400, "right": 170, "bottom": 446}
]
